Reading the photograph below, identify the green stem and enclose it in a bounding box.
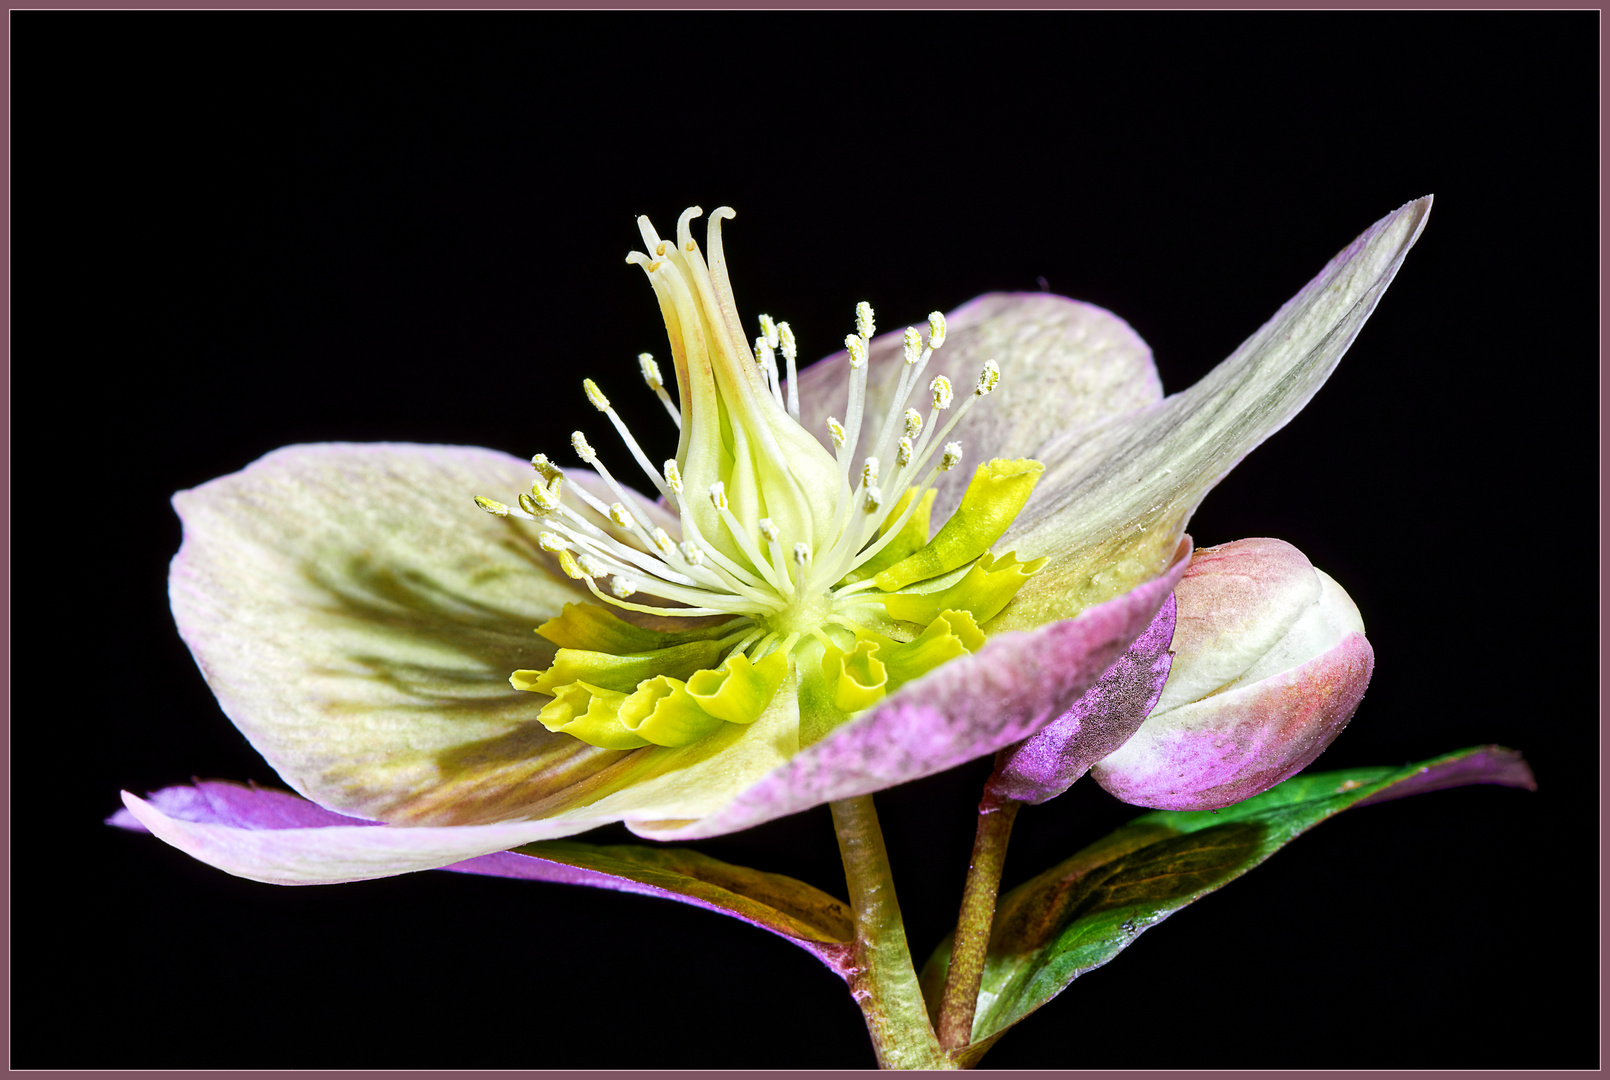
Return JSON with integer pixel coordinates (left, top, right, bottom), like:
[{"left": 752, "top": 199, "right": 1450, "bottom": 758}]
[
  {"left": 830, "top": 795, "right": 955, "bottom": 1070},
  {"left": 935, "top": 789, "right": 1021, "bottom": 1050}
]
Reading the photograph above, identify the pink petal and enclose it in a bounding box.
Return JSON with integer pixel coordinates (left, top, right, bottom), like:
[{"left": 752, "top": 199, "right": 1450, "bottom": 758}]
[
  {"left": 985, "top": 592, "right": 1177, "bottom": 805},
  {"left": 633, "top": 538, "right": 1192, "bottom": 842}
]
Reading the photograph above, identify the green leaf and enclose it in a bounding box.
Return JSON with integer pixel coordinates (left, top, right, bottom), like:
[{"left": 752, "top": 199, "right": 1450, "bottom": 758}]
[
  {"left": 919, "top": 745, "right": 1535, "bottom": 1051},
  {"left": 510, "top": 839, "right": 855, "bottom": 967}
]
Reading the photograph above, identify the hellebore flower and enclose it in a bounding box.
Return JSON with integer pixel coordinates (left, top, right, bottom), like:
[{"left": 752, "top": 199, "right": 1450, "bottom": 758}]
[{"left": 121, "top": 198, "right": 1431, "bottom": 886}]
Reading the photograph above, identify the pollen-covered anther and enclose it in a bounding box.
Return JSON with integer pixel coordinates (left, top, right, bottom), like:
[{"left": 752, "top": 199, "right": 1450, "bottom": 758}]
[
  {"left": 663, "top": 459, "right": 684, "bottom": 494},
  {"left": 758, "top": 517, "right": 779, "bottom": 543},
  {"left": 827, "top": 417, "right": 847, "bottom": 449},
  {"left": 610, "top": 576, "right": 638, "bottom": 599},
  {"left": 793, "top": 542, "right": 811, "bottom": 566},
  {"left": 754, "top": 336, "right": 774, "bottom": 367},
  {"left": 583, "top": 378, "right": 610, "bottom": 412},
  {"left": 576, "top": 554, "right": 606, "bottom": 578},
  {"left": 863, "top": 485, "right": 883, "bottom": 513},
  {"left": 679, "top": 540, "right": 705, "bottom": 567},
  {"left": 517, "top": 493, "right": 541, "bottom": 516},
  {"left": 778, "top": 322, "right": 797, "bottom": 361},
  {"left": 927, "top": 310, "right": 947, "bottom": 349},
  {"left": 531, "top": 453, "right": 563, "bottom": 483},
  {"left": 557, "top": 550, "right": 587, "bottom": 579},
  {"left": 571, "top": 431, "right": 597, "bottom": 462},
  {"left": 975, "top": 359, "right": 1001, "bottom": 397},
  {"left": 862, "top": 457, "right": 880, "bottom": 487},
  {"left": 529, "top": 479, "right": 560, "bottom": 512},
  {"left": 941, "top": 442, "right": 964, "bottom": 471},
  {"left": 845, "top": 335, "right": 868, "bottom": 369},
  {"left": 758, "top": 313, "right": 779, "bottom": 350},
  {"left": 652, "top": 527, "right": 676, "bottom": 554},
  {"left": 709, "top": 481, "right": 729, "bottom": 511},
  {"left": 473, "top": 495, "right": 509, "bottom": 517},
  {"left": 855, "top": 301, "right": 875, "bottom": 339},
  {"left": 902, "top": 326, "right": 923, "bottom": 365},
  {"left": 608, "top": 502, "right": 635, "bottom": 529},
  {"left": 931, "top": 375, "right": 955, "bottom": 410},
  {"left": 537, "top": 531, "right": 567, "bottom": 552},
  {"left": 904, "top": 408, "right": 923, "bottom": 437},
  {"left": 637, "top": 352, "right": 663, "bottom": 389},
  {"left": 897, "top": 437, "right": 914, "bottom": 466}
]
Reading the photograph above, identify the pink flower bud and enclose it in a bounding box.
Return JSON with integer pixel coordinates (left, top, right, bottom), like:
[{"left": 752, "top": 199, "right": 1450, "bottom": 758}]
[{"left": 1090, "top": 538, "right": 1373, "bottom": 810}]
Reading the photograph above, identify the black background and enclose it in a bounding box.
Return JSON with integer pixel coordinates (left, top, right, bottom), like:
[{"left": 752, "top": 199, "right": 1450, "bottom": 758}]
[{"left": 19, "top": 12, "right": 1597, "bottom": 1070}]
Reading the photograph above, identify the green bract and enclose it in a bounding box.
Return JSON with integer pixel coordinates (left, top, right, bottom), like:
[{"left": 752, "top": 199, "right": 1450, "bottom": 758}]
[{"left": 484, "top": 207, "right": 1048, "bottom": 753}]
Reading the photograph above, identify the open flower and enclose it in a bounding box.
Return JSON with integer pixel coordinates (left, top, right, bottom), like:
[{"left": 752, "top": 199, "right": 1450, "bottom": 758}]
[{"left": 122, "top": 198, "right": 1430, "bottom": 885}]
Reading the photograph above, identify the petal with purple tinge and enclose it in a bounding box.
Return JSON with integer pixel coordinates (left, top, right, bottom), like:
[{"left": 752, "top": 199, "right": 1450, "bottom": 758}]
[
  {"left": 167, "top": 442, "right": 686, "bottom": 828},
  {"left": 992, "top": 197, "right": 1432, "bottom": 631},
  {"left": 985, "top": 593, "right": 1177, "bottom": 805},
  {"left": 119, "top": 788, "right": 611, "bottom": 885},
  {"left": 632, "top": 539, "right": 1191, "bottom": 842}
]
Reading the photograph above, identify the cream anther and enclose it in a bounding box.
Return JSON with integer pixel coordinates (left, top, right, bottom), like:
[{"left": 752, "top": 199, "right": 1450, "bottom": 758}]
[
  {"left": 758, "top": 313, "right": 779, "bottom": 350},
  {"left": 855, "top": 301, "right": 875, "bottom": 339},
  {"left": 663, "top": 459, "right": 684, "bottom": 494},
  {"left": 845, "top": 335, "right": 868, "bottom": 369},
  {"left": 609, "top": 502, "right": 635, "bottom": 529},
  {"left": 583, "top": 379, "right": 610, "bottom": 411},
  {"left": 531, "top": 454, "right": 563, "bottom": 483},
  {"left": 778, "top": 322, "right": 797, "bottom": 361},
  {"left": 941, "top": 442, "right": 963, "bottom": 470},
  {"left": 558, "top": 550, "right": 586, "bottom": 579},
  {"left": 928, "top": 311, "right": 947, "bottom": 349},
  {"left": 638, "top": 352, "right": 663, "bottom": 388},
  {"left": 610, "top": 576, "right": 638, "bottom": 599},
  {"left": 754, "top": 336, "right": 774, "bottom": 367},
  {"left": 827, "top": 417, "right": 847, "bottom": 449},
  {"left": 897, "top": 437, "right": 914, "bottom": 466},
  {"left": 862, "top": 457, "right": 880, "bottom": 486},
  {"left": 679, "top": 540, "right": 705, "bottom": 567},
  {"left": 709, "top": 481, "right": 729, "bottom": 511},
  {"left": 473, "top": 496, "right": 509, "bottom": 517},
  {"left": 653, "top": 527, "right": 676, "bottom": 554},
  {"left": 863, "top": 485, "right": 883, "bottom": 512},
  {"left": 931, "top": 375, "right": 955, "bottom": 410},
  {"left": 904, "top": 408, "right": 923, "bottom": 437},
  {"left": 903, "top": 327, "right": 923, "bottom": 365},
  {"left": 793, "top": 542, "right": 811, "bottom": 566},
  {"left": 576, "top": 553, "right": 606, "bottom": 578},
  {"left": 571, "top": 431, "right": 596, "bottom": 462},
  {"left": 529, "top": 479, "right": 560, "bottom": 512},
  {"left": 758, "top": 517, "right": 779, "bottom": 542},
  {"left": 975, "top": 360, "right": 1001, "bottom": 397},
  {"left": 538, "top": 532, "right": 567, "bottom": 552}
]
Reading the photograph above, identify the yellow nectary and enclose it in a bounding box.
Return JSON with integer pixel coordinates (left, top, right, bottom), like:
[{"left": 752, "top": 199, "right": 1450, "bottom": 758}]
[{"left": 481, "top": 206, "right": 1046, "bottom": 749}]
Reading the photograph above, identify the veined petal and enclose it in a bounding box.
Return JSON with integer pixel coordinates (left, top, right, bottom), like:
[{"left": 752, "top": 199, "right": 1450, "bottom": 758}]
[
  {"left": 168, "top": 442, "right": 677, "bottom": 827},
  {"left": 993, "top": 197, "right": 1432, "bottom": 630},
  {"left": 794, "top": 293, "right": 1162, "bottom": 520},
  {"left": 630, "top": 539, "right": 1191, "bottom": 842},
  {"left": 117, "top": 790, "right": 606, "bottom": 886}
]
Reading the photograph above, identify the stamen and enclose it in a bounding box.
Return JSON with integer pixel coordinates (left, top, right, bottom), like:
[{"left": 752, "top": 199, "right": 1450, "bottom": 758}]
[
  {"left": 845, "top": 335, "right": 868, "bottom": 369},
  {"left": 576, "top": 554, "right": 606, "bottom": 578},
  {"left": 758, "top": 313, "right": 779, "bottom": 350},
  {"left": 639, "top": 352, "right": 681, "bottom": 428},
  {"left": 474, "top": 496, "right": 509, "bottom": 517},
  {"left": 611, "top": 576, "right": 638, "bottom": 599},
  {"left": 793, "top": 542, "right": 811, "bottom": 566},
  {"left": 975, "top": 359, "right": 1001, "bottom": 396},
  {"left": 856, "top": 301, "right": 875, "bottom": 339},
  {"left": 652, "top": 527, "right": 676, "bottom": 554},
  {"left": 531, "top": 454, "right": 564, "bottom": 484},
  {"left": 609, "top": 503, "right": 635, "bottom": 529},
  {"left": 680, "top": 541, "right": 704, "bottom": 567},
  {"left": 904, "top": 409, "right": 923, "bottom": 437},
  {"left": 902, "top": 327, "right": 922, "bottom": 365},
  {"left": 664, "top": 459, "right": 684, "bottom": 494},
  {"left": 827, "top": 417, "right": 847, "bottom": 449},
  {"left": 558, "top": 550, "right": 587, "bottom": 579},
  {"left": 778, "top": 321, "right": 800, "bottom": 418},
  {"left": 538, "top": 531, "right": 567, "bottom": 552},
  {"left": 583, "top": 378, "right": 610, "bottom": 411},
  {"left": 863, "top": 486, "right": 883, "bottom": 513},
  {"left": 529, "top": 478, "right": 561, "bottom": 512},
  {"left": 757, "top": 518, "right": 779, "bottom": 543},
  {"left": 931, "top": 376, "right": 954, "bottom": 410},
  {"left": 927, "top": 311, "right": 947, "bottom": 349},
  {"left": 709, "top": 481, "right": 728, "bottom": 511},
  {"left": 942, "top": 442, "right": 963, "bottom": 470},
  {"left": 862, "top": 457, "right": 880, "bottom": 487},
  {"left": 572, "top": 431, "right": 596, "bottom": 463},
  {"left": 897, "top": 437, "right": 914, "bottom": 467}
]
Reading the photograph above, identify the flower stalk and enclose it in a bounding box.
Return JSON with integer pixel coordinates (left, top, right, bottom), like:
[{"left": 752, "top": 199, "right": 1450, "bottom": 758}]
[
  {"left": 935, "top": 776, "right": 1021, "bottom": 1050},
  {"left": 830, "top": 795, "right": 954, "bottom": 1070}
]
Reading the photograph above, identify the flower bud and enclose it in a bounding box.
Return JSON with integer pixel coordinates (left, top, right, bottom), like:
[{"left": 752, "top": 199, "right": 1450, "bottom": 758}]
[{"left": 1090, "top": 538, "right": 1373, "bottom": 811}]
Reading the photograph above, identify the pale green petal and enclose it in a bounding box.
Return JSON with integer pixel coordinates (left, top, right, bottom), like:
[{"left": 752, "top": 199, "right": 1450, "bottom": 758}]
[
  {"left": 992, "top": 197, "right": 1432, "bottom": 631},
  {"left": 794, "top": 294, "right": 1163, "bottom": 519},
  {"left": 168, "top": 442, "right": 678, "bottom": 826}
]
